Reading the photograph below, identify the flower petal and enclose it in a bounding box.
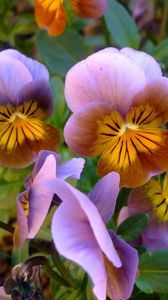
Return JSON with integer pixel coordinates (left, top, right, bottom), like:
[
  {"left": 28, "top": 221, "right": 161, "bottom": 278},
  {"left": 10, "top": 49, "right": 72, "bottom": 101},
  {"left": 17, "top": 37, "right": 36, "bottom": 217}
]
[
  {"left": 35, "top": 0, "right": 67, "bottom": 36},
  {"left": 128, "top": 185, "right": 154, "bottom": 216},
  {"left": 117, "top": 206, "right": 129, "bottom": 226},
  {"left": 120, "top": 47, "right": 162, "bottom": 82},
  {"left": 25, "top": 150, "right": 60, "bottom": 188},
  {"left": 70, "top": 0, "right": 108, "bottom": 18},
  {"left": 106, "top": 231, "right": 138, "bottom": 300},
  {"left": 128, "top": 180, "right": 168, "bottom": 251},
  {"left": 0, "top": 56, "right": 32, "bottom": 103},
  {"left": 52, "top": 201, "right": 107, "bottom": 300},
  {"left": 47, "top": 4, "right": 67, "bottom": 36},
  {"left": 1, "top": 49, "right": 49, "bottom": 81},
  {"left": 64, "top": 102, "right": 111, "bottom": 156},
  {"left": 14, "top": 191, "right": 29, "bottom": 247},
  {"left": 131, "top": 77, "right": 168, "bottom": 124},
  {"left": 27, "top": 154, "right": 57, "bottom": 238},
  {"left": 17, "top": 80, "right": 54, "bottom": 118},
  {"left": 65, "top": 50, "right": 146, "bottom": 114},
  {"left": 49, "top": 178, "right": 122, "bottom": 267},
  {"left": 0, "top": 123, "right": 60, "bottom": 168},
  {"left": 142, "top": 218, "right": 168, "bottom": 251},
  {"left": 15, "top": 154, "right": 57, "bottom": 246},
  {"left": 56, "top": 158, "right": 85, "bottom": 179},
  {"left": 88, "top": 172, "right": 120, "bottom": 223},
  {"left": 97, "top": 129, "right": 168, "bottom": 187}
]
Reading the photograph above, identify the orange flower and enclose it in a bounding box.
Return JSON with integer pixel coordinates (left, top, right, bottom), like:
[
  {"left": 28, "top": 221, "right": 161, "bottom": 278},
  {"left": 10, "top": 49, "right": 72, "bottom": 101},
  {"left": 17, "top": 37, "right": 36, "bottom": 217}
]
[{"left": 35, "top": 0, "right": 108, "bottom": 36}]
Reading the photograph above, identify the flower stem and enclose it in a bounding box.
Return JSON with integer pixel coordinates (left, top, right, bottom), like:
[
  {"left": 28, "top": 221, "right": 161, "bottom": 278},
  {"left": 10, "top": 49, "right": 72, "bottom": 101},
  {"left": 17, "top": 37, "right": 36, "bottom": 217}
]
[
  {"left": 51, "top": 244, "right": 77, "bottom": 288},
  {"left": 0, "top": 220, "right": 14, "bottom": 233},
  {"left": 101, "top": 16, "right": 112, "bottom": 46},
  {"left": 43, "top": 264, "right": 69, "bottom": 287},
  {"left": 158, "top": 0, "right": 168, "bottom": 42}
]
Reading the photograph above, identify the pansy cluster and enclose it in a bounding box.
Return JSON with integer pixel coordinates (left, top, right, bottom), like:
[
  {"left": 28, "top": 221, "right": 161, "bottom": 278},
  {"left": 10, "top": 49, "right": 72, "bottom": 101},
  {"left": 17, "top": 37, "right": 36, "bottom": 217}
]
[{"left": 1, "top": 42, "right": 168, "bottom": 299}]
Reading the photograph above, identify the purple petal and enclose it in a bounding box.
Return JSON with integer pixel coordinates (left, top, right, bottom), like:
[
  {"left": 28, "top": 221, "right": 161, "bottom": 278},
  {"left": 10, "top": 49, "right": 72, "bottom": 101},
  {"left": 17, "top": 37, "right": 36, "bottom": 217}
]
[
  {"left": 88, "top": 172, "right": 120, "bottom": 223},
  {"left": 27, "top": 154, "right": 57, "bottom": 238},
  {"left": 24, "top": 150, "right": 60, "bottom": 189},
  {"left": 0, "top": 56, "right": 32, "bottom": 103},
  {"left": 65, "top": 50, "right": 146, "bottom": 115},
  {"left": 120, "top": 47, "right": 162, "bottom": 82},
  {"left": 142, "top": 217, "right": 168, "bottom": 251},
  {"left": 117, "top": 206, "right": 129, "bottom": 226},
  {"left": 1, "top": 49, "right": 49, "bottom": 81},
  {"left": 56, "top": 158, "right": 85, "bottom": 179},
  {"left": 49, "top": 179, "right": 122, "bottom": 267},
  {"left": 17, "top": 80, "right": 54, "bottom": 117},
  {"left": 107, "top": 231, "right": 138, "bottom": 300},
  {"left": 52, "top": 201, "right": 107, "bottom": 300},
  {"left": 14, "top": 191, "right": 29, "bottom": 247},
  {"left": 64, "top": 102, "right": 111, "bottom": 156},
  {"left": 128, "top": 187, "right": 152, "bottom": 216}
]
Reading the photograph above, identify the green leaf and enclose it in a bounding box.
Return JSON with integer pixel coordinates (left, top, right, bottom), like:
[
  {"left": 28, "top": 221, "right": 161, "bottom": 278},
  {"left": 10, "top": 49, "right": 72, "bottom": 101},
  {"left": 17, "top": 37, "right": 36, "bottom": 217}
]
[
  {"left": 104, "top": 0, "right": 140, "bottom": 48},
  {"left": 151, "top": 39, "right": 168, "bottom": 65},
  {"left": 160, "top": 295, "right": 168, "bottom": 300},
  {"left": 0, "top": 0, "right": 14, "bottom": 14},
  {"left": 117, "top": 213, "right": 149, "bottom": 243},
  {"left": 12, "top": 13, "right": 36, "bottom": 35},
  {"left": 0, "top": 250, "right": 10, "bottom": 260},
  {"left": 76, "top": 158, "right": 99, "bottom": 193},
  {"left": 49, "top": 76, "right": 66, "bottom": 128},
  {"left": 11, "top": 240, "right": 30, "bottom": 266},
  {"left": 136, "top": 250, "right": 168, "bottom": 294},
  {"left": 66, "top": 275, "right": 88, "bottom": 300},
  {"left": 36, "top": 29, "right": 90, "bottom": 77}
]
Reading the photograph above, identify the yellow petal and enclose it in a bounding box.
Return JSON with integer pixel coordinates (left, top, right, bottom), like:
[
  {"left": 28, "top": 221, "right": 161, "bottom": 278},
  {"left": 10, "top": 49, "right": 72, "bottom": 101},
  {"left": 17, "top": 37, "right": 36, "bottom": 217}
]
[
  {"left": 141, "top": 178, "right": 168, "bottom": 222},
  {"left": 0, "top": 100, "right": 60, "bottom": 168},
  {"left": 97, "top": 127, "right": 168, "bottom": 187}
]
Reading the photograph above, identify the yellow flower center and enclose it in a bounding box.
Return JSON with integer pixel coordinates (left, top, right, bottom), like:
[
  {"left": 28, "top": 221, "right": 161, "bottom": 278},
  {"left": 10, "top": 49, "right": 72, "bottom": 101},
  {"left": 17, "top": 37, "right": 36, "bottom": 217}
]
[
  {"left": 0, "top": 100, "right": 45, "bottom": 152},
  {"left": 94, "top": 103, "right": 163, "bottom": 172},
  {"left": 145, "top": 180, "right": 168, "bottom": 222}
]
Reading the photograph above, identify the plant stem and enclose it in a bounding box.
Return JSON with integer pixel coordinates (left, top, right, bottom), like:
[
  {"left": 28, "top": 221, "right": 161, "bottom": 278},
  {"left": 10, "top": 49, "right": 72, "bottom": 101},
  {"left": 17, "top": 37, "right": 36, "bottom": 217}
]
[
  {"left": 101, "top": 16, "right": 112, "bottom": 46},
  {"left": 158, "top": 0, "right": 168, "bottom": 42},
  {"left": 43, "top": 264, "right": 69, "bottom": 287},
  {"left": 0, "top": 220, "right": 14, "bottom": 233},
  {"left": 51, "top": 244, "right": 77, "bottom": 288}
]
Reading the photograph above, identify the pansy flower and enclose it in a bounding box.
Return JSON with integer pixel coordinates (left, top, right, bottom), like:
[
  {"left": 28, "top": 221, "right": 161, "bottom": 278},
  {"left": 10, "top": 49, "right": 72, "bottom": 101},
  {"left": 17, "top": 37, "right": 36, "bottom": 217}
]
[
  {"left": 35, "top": 0, "right": 108, "bottom": 36},
  {"left": 0, "top": 49, "right": 59, "bottom": 168},
  {"left": 50, "top": 172, "right": 138, "bottom": 300},
  {"left": 118, "top": 173, "right": 168, "bottom": 251},
  {"left": 64, "top": 47, "right": 168, "bottom": 187},
  {"left": 14, "top": 150, "right": 85, "bottom": 247}
]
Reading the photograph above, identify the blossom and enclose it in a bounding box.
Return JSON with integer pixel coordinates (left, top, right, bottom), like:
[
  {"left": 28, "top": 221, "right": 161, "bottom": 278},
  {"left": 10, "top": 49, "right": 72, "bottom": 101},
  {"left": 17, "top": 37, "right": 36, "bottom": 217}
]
[
  {"left": 35, "top": 0, "right": 108, "bottom": 36},
  {"left": 14, "top": 150, "right": 85, "bottom": 247},
  {"left": 118, "top": 173, "right": 168, "bottom": 251},
  {"left": 64, "top": 47, "right": 168, "bottom": 187},
  {"left": 0, "top": 49, "right": 59, "bottom": 168},
  {"left": 51, "top": 172, "right": 138, "bottom": 300}
]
